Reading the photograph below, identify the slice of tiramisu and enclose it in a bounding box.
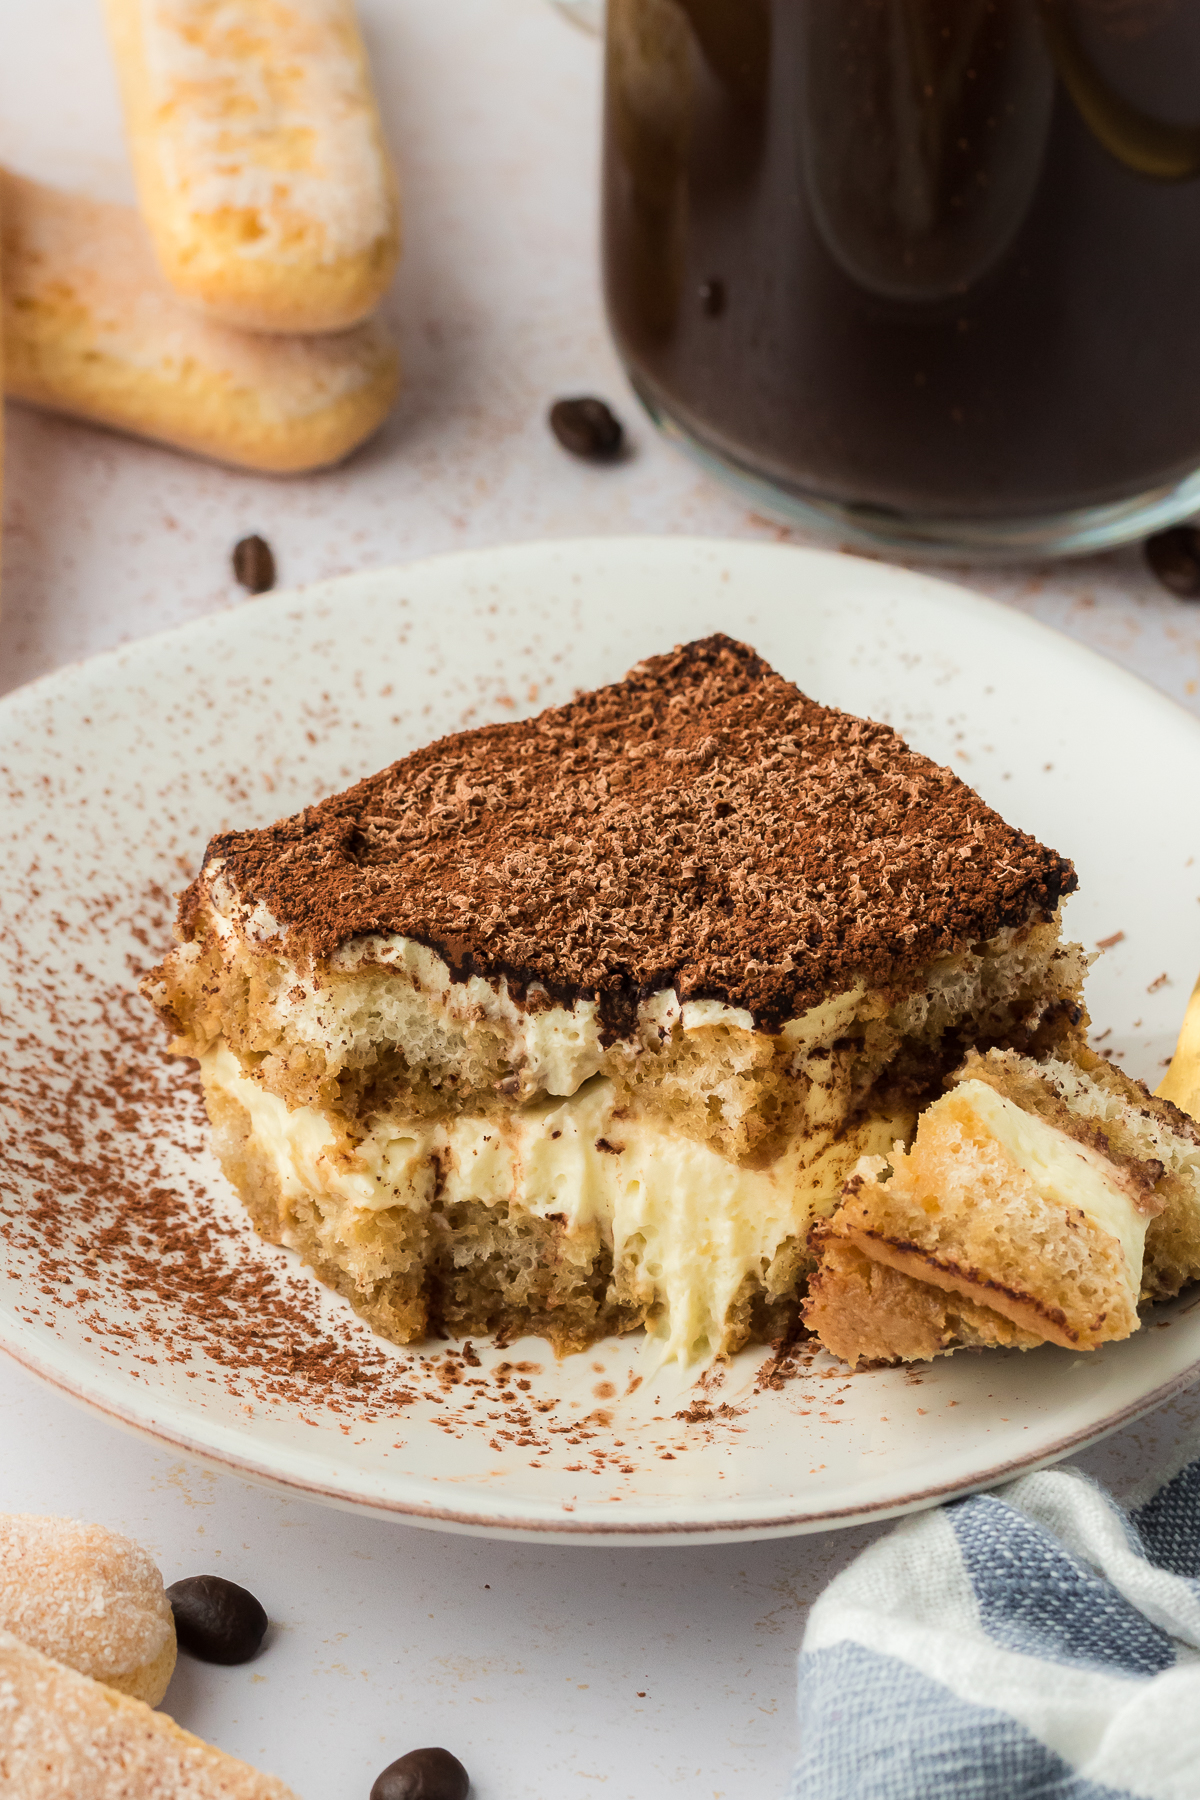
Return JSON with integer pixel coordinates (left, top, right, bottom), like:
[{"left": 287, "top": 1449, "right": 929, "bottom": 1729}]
[
  {"left": 144, "top": 635, "right": 1084, "bottom": 1364},
  {"left": 804, "top": 1045, "right": 1200, "bottom": 1367}
]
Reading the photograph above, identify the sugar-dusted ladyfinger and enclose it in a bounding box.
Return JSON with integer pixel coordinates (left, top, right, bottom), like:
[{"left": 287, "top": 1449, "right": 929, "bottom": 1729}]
[
  {"left": 1, "top": 170, "right": 400, "bottom": 474},
  {"left": 0, "top": 1514, "right": 176, "bottom": 1708},
  {"left": 0, "top": 1629, "right": 300, "bottom": 1800},
  {"left": 103, "top": 0, "right": 400, "bottom": 334}
]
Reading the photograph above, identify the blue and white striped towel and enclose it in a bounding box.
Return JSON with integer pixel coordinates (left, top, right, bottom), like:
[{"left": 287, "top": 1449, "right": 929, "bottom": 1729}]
[{"left": 792, "top": 1452, "right": 1200, "bottom": 1799}]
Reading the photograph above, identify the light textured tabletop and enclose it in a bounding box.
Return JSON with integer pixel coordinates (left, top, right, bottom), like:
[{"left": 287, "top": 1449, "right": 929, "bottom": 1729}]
[{"left": 2, "top": 5, "right": 1200, "bottom": 1798}]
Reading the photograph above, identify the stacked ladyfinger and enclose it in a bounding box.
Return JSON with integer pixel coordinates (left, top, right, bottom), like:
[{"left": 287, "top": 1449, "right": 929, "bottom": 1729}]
[
  {"left": 2, "top": 0, "right": 401, "bottom": 474},
  {"left": 0, "top": 1513, "right": 296, "bottom": 1798}
]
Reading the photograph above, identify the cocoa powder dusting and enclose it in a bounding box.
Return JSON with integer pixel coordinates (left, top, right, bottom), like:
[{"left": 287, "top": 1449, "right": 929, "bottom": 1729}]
[
  {"left": 0, "top": 889, "right": 422, "bottom": 1419},
  {"left": 755, "top": 1324, "right": 819, "bottom": 1392},
  {"left": 0, "top": 1039, "right": 417, "bottom": 1416},
  {"left": 181, "top": 636, "right": 1076, "bottom": 1031}
]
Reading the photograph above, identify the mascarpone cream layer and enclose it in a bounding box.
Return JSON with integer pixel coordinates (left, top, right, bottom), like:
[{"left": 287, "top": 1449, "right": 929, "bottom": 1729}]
[{"left": 202, "top": 1041, "right": 901, "bottom": 1365}]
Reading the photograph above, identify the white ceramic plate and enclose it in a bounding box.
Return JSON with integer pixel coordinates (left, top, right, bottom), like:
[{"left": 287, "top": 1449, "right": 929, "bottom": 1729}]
[{"left": 3, "top": 537, "right": 1200, "bottom": 1545}]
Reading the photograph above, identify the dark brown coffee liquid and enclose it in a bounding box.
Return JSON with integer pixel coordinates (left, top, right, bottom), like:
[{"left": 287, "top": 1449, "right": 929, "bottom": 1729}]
[{"left": 603, "top": 0, "right": 1200, "bottom": 522}]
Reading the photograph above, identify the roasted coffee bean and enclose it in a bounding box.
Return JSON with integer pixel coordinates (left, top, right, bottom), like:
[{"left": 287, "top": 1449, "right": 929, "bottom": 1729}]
[
  {"left": 698, "top": 277, "right": 726, "bottom": 317},
  {"left": 232, "top": 534, "right": 276, "bottom": 594},
  {"left": 166, "top": 1575, "right": 269, "bottom": 1665},
  {"left": 370, "top": 1747, "right": 470, "bottom": 1800},
  {"left": 548, "top": 396, "right": 624, "bottom": 459},
  {"left": 1145, "top": 525, "right": 1200, "bottom": 598}
]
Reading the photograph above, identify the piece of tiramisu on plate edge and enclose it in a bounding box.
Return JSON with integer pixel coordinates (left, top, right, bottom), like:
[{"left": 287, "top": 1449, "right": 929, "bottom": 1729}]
[
  {"left": 143, "top": 633, "right": 1145, "bottom": 1371},
  {"left": 805, "top": 1044, "right": 1200, "bottom": 1367}
]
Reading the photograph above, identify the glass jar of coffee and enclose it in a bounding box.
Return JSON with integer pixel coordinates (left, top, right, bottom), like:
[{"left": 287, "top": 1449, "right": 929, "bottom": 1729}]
[{"left": 602, "top": 0, "right": 1200, "bottom": 558}]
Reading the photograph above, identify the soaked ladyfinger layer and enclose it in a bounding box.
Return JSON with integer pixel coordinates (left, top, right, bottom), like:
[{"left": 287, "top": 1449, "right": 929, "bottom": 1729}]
[
  {"left": 1, "top": 170, "right": 399, "bottom": 474},
  {"left": 0, "top": 1630, "right": 298, "bottom": 1800},
  {"left": 103, "top": 0, "right": 400, "bottom": 333}
]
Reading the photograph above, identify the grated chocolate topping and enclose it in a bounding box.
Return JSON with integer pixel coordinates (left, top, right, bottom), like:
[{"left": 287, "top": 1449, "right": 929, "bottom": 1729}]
[{"left": 181, "top": 635, "right": 1076, "bottom": 1030}]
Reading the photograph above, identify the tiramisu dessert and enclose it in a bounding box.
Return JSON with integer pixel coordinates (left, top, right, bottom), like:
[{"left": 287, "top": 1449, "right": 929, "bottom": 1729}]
[
  {"left": 145, "top": 634, "right": 1099, "bottom": 1367},
  {"left": 805, "top": 1046, "right": 1200, "bottom": 1367}
]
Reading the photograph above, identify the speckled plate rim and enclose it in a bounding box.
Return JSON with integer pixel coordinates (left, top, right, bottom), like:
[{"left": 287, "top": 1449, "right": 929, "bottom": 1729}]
[
  {"left": 4, "top": 534, "right": 1200, "bottom": 1545},
  {"left": 5, "top": 1305, "right": 1200, "bottom": 1545}
]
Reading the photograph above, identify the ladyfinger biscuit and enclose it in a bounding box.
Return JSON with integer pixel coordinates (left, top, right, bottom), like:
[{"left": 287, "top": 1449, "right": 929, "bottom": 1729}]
[
  {"left": 0, "top": 1630, "right": 299, "bottom": 1800},
  {"left": 103, "top": 0, "right": 400, "bottom": 334},
  {"left": 1, "top": 170, "right": 400, "bottom": 474},
  {"left": 0, "top": 1514, "right": 176, "bottom": 1708}
]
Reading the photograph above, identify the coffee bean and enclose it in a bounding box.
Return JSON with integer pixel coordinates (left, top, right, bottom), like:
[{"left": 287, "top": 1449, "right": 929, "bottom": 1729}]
[
  {"left": 370, "top": 1747, "right": 470, "bottom": 1800},
  {"left": 232, "top": 534, "right": 276, "bottom": 594},
  {"left": 548, "top": 396, "right": 624, "bottom": 459},
  {"left": 1145, "top": 525, "right": 1200, "bottom": 597},
  {"left": 166, "top": 1575, "right": 268, "bottom": 1665},
  {"left": 699, "top": 277, "right": 726, "bottom": 317}
]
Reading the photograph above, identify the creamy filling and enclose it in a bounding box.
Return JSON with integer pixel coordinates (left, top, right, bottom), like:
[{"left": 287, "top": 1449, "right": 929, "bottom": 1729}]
[
  {"left": 202, "top": 1041, "right": 902, "bottom": 1365},
  {"left": 954, "top": 1079, "right": 1150, "bottom": 1300}
]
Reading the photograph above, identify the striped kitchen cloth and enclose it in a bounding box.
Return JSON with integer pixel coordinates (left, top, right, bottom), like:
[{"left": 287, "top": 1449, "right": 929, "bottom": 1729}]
[{"left": 792, "top": 1448, "right": 1200, "bottom": 1799}]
